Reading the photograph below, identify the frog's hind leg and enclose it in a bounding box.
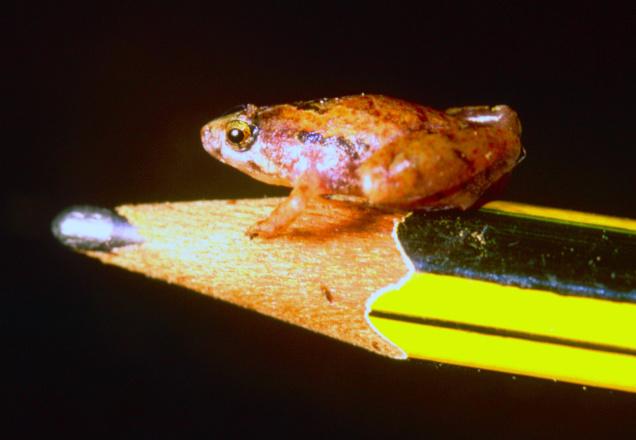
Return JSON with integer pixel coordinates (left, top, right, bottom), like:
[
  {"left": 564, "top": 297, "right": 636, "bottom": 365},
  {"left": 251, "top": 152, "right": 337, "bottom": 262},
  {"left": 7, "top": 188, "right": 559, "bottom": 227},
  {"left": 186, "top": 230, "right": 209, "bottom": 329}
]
[
  {"left": 404, "top": 167, "right": 506, "bottom": 211},
  {"left": 357, "top": 132, "right": 466, "bottom": 208},
  {"left": 356, "top": 129, "right": 515, "bottom": 210}
]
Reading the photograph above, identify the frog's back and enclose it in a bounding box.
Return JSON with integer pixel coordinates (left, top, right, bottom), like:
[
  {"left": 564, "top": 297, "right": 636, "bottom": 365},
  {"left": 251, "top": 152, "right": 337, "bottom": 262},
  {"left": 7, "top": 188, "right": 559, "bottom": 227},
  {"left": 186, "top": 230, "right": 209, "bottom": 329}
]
[
  {"left": 255, "top": 95, "right": 458, "bottom": 193},
  {"left": 272, "top": 94, "right": 455, "bottom": 140}
]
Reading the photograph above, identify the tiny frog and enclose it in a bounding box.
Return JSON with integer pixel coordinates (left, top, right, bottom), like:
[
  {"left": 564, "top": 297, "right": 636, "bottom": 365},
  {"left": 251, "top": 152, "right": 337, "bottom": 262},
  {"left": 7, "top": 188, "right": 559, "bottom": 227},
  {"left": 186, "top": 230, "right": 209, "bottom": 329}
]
[{"left": 201, "top": 95, "right": 523, "bottom": 237}]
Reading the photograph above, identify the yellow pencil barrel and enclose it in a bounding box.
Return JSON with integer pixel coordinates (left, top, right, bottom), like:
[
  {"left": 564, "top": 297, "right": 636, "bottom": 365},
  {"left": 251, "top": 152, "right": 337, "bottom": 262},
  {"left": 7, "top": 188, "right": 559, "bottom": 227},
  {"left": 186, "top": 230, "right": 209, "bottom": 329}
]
[{"left": 370, "top": 201, "right": 636, "bottom": 392}]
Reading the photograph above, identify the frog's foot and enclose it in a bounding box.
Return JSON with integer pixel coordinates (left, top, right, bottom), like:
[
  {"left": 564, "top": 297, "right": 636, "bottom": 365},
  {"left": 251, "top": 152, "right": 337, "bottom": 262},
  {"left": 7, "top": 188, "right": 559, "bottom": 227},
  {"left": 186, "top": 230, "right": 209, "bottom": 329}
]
[
  {"left": 246, "top": 211, "right": 299, "bottom": 238},
  {"left": 246, "top": 218, "right": 284, "bottom": 238}
]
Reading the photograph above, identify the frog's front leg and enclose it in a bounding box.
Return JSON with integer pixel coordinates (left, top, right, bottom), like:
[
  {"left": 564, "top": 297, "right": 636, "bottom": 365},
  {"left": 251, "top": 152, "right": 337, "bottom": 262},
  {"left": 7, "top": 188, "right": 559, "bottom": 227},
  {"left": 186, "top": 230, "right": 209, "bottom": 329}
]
[{"left": 247, "top": 172, "right": 327, "bottom": 238}]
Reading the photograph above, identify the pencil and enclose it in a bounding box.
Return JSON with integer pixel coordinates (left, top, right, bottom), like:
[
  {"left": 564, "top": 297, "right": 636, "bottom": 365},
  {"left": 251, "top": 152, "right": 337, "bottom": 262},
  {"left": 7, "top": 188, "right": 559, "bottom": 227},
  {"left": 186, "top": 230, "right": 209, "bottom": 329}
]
[{"left": 52, "top": 198, "right": 636, "bottom": 393}]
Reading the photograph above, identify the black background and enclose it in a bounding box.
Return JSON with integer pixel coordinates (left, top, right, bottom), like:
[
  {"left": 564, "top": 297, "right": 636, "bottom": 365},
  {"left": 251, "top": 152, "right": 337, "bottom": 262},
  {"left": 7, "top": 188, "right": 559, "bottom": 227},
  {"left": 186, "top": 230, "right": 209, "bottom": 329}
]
[{"left": 9, "top": 2, "right": 635, "bottom": 436}]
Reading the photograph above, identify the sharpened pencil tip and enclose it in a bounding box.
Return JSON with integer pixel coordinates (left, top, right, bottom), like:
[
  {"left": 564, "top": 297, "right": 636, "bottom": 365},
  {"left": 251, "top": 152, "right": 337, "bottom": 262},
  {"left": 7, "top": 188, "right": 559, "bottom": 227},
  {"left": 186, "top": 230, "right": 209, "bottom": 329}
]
[{"left": 52, "top": 206, "right": 143, "bottom": 251}]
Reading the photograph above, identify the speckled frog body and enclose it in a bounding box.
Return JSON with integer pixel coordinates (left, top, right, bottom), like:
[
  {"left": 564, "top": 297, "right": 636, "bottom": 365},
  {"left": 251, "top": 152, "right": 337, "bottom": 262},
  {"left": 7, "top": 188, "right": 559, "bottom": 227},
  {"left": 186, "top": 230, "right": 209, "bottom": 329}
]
[{"left": 201, "top": 94, "right": 523, "bottom": 237}]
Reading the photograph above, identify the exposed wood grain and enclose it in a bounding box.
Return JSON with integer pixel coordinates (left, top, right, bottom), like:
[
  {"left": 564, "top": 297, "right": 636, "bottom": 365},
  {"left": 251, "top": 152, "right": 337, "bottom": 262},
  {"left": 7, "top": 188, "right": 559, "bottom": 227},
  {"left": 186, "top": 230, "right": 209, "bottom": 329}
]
[{"left": 86, "top": 197, "right": 410, "bottom": 358}]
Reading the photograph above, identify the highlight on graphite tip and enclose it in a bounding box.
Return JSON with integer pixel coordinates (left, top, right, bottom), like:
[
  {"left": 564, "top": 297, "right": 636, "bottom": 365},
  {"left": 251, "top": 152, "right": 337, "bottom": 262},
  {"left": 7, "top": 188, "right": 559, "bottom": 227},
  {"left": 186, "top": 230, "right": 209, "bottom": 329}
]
[{"left": 52, "top": 206, "right": 143, "bottom": 252}]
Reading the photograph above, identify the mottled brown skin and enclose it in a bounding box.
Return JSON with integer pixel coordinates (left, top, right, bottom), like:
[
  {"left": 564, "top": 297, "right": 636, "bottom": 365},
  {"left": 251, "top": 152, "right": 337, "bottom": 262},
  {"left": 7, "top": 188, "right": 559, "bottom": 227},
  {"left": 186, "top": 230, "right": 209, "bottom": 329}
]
[{"left": 201, "top": 95, "right": 523, "bottom": 237}]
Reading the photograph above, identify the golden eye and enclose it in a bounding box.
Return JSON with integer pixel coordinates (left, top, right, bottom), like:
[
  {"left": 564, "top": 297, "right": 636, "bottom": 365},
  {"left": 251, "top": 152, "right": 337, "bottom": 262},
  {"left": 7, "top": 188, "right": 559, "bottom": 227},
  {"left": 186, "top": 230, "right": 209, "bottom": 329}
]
[{"left": 225, "top": 120, "right": 257, "bottom": 151}]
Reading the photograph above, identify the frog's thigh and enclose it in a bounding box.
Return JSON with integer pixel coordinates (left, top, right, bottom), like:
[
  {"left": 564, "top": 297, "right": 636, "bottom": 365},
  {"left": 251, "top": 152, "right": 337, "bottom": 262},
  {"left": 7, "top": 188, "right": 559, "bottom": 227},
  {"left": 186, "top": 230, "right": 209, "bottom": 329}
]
[
  {"left": 358, "top": 132, "right": 485, "bottom": 207},
  {"left": 357, "top": 135, "right": 435, "bottom": 205}
]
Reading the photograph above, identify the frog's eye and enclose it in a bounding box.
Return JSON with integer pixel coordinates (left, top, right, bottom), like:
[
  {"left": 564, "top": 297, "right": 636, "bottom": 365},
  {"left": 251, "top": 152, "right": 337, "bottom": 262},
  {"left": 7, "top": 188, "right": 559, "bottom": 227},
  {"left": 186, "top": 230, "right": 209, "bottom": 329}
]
[{"left": 225, "top": 120, "right": 257, "bottom": 151}]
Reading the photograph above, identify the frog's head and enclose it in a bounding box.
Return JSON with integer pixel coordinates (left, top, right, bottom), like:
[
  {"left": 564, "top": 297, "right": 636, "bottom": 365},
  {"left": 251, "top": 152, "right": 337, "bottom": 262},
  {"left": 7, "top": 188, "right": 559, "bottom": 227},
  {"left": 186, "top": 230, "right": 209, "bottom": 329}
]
[{"left": 200, "top": 104, "right": 291, "bottom": 186}]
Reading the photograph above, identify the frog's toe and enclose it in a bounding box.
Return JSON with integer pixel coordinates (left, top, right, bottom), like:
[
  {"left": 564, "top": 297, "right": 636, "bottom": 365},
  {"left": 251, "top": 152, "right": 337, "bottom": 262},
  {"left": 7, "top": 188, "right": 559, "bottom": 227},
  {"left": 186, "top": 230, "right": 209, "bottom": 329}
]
[
  {"left": 246, "top": 219, "right": 281, "bottom": 239},
  {"left": 245, "top": 223, "right": 264, "bottom": 239}
]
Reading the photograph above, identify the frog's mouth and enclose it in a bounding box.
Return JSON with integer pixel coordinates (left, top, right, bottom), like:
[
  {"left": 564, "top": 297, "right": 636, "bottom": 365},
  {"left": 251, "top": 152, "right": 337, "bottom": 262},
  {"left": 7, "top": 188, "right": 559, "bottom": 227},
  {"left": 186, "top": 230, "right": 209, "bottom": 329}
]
[{"left": 239, "top": 161, "right": 291, "bottom": 187}]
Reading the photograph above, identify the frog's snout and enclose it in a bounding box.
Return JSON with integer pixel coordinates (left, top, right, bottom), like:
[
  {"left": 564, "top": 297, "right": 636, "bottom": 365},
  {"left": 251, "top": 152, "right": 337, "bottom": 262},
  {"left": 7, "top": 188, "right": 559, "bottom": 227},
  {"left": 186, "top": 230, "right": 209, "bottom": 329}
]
[
  {"left": 200, "top": 124, "right": 220, "bottom": 156},
  {"left": 200, "top": 125, "right": 208, "bottom": 147}
]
